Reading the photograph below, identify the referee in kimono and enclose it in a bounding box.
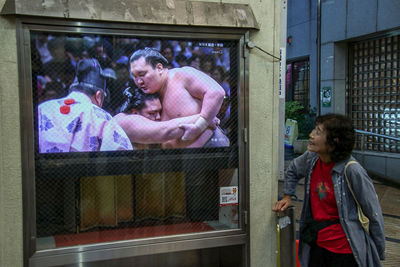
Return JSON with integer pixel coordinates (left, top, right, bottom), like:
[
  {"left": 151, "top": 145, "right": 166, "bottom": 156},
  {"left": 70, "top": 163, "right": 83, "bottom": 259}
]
[
  {"left": 38, "top": 58, "right": 133, "bottom": 153},
  {"left": 38, "top": 58, "right": 134, "bottom": 231}
]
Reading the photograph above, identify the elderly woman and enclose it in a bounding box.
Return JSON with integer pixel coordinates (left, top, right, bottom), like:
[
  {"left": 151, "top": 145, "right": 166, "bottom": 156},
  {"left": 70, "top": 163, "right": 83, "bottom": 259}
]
[{"left": 273, "top": 114, "right": 385, "bottom": 267}]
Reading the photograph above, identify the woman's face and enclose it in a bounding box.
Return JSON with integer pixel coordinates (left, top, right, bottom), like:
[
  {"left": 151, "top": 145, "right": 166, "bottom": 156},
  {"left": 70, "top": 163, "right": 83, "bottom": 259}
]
[{"left": 308, "top": 123, "right": 331, "bottom": 158}]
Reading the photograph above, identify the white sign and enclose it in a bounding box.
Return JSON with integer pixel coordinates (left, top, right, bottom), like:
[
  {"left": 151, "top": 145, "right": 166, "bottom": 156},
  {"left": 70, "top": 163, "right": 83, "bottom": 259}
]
[
  {"left": 284, "top": 119, "right": 298, "bottom": 145},
  {"left": 220, "top": 186, "right": 238, "bottom": 207}
]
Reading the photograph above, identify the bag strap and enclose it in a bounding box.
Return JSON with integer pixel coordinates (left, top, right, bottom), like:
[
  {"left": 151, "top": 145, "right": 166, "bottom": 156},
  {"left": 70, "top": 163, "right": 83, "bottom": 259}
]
[{"left": 344, "top": 160, "right": 361, "bottom": 208}]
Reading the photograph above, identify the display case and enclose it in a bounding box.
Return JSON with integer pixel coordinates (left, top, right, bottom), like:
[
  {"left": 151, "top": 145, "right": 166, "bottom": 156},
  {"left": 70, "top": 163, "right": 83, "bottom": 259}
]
[{"left": 18, "top": 18, "right": 249, "bottom": 266}]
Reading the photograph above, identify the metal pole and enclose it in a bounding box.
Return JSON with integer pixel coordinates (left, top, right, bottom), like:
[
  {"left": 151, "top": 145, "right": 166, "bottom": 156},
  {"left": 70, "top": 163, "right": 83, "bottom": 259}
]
[
  {"left": 278, "top": 206, "right": 296, "bottom": 267},
  {"left": 317, "top": 0, "right": 321, "bottom": 115},
  {"left": 361, "top": 134, "right": 365, "bottom": 166},
  {"left": 278, "top": 0, "right": 288, "bottom": 180},
  {"left": 278, "top": 1, "right": 288, "bottom": 265}
]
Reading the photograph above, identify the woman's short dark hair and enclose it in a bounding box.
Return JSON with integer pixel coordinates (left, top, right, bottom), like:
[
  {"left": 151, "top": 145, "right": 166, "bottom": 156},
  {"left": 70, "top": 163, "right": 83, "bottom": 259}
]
[{"left": 316, "top": 113, "right": 355, "bottom": 162}]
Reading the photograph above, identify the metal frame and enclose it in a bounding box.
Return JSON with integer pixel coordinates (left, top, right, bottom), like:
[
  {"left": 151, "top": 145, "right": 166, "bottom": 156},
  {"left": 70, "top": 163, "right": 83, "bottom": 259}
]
[
  {"left": 17, "top": 17, "right": 250, "bottom": 266},
  {"left": 286, "top": 57, "right": 311, "bottom": 110},
  {"left": 355, "top": 129, "right": 400, "bottom": 164}
]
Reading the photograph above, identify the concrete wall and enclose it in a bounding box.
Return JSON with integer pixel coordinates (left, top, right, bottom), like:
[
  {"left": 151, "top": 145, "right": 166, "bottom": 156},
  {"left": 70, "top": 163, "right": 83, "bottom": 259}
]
[
  {"left": 287, "top": 0, "right": 400, "bottom": 114},
  {"left": 246, "top": 1, "right": 280, "bottom": 266},
  {"left": 0, "top": 0, "right": 281, "bottom": 266},
  {"left": 321, "top": 0, "right": 400, "bottom": 43},
  {"left": 353, "top": 151, "right": 400, "bottom": 186},
  {"left": 286, "top": 0, "right": 318, "bottom": 108},
  {"left": 320, "top": 0, "right": 400, "bottom": 114},
  {"left": 0, "top": 0, "right": 23, "bottom": 266}
]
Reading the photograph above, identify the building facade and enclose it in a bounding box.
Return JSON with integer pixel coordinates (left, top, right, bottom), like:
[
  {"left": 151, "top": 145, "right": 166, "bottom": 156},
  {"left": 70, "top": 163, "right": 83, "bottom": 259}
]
[
  {"left": 286, "top": 0, "right": 400, "bottom": 182},
  {"left": 0, "top": 0, "right": 282, "bottom": 266}
]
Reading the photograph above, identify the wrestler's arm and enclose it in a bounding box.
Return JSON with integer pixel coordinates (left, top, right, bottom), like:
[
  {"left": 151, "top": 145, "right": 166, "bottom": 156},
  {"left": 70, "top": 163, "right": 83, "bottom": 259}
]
[
  {"left": 175, "top": 67, "right": 225, "bottom": 141},
  {"left": 114, "top": 113, "right": 199, "bottom": 144},
  {"left": 181, "top": 67, "right": 225, "bottom": 123}
]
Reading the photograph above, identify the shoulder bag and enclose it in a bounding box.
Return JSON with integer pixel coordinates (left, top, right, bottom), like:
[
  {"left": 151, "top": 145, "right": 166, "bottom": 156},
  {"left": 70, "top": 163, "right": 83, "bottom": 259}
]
[{"left": 344, "top": 160, "right": 370, "bottom": 234}]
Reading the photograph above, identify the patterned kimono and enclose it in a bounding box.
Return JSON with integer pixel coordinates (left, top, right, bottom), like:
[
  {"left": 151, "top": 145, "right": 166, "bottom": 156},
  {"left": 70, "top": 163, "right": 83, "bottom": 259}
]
[{"left": 38, "top": 91, "right": 133, "bottom": 153}]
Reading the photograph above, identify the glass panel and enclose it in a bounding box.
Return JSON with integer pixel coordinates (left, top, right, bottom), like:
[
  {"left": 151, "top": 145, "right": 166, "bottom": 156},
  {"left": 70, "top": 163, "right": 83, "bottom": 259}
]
[
  {"left": 285, "top": 59, "right": 310, "bottom": 109},
  {"left": 31, "top": 31, "right": 241, "bottom": 250}
]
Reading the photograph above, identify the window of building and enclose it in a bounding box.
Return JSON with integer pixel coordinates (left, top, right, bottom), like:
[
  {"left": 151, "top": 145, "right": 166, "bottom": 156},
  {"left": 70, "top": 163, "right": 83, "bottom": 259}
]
[
  {"left": 18, "top": 20, "right": 248, "bottom": 265},
  {"left": 285, "top": 59, "right": 310, "bottom": 109},
  {"left": 349, "top": 35, "right": 400, "bottom": 153}
]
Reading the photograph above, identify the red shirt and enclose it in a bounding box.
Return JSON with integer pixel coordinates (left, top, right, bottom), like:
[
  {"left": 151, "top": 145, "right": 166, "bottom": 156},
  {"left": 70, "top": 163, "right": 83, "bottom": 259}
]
[{"left": 310, "top": 158, "right": 352, "bottom": 254}]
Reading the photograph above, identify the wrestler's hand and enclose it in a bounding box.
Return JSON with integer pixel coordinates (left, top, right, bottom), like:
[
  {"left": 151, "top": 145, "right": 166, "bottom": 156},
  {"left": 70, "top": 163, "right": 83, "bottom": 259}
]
[
  {"left": 179, "top": 123, "right": 202, "bottom": 141},
  {"left": 209, "top": 117, "right": 220, "bottom": 130},
  {"left": 272, "top": 195, "right": 291, "bottom": 212}
]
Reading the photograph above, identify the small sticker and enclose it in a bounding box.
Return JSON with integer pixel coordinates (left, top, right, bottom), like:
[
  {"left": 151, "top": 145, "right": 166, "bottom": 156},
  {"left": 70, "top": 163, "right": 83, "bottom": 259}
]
[
  {"left": 321, "top": 87, "right": 332, "bottom": 107},
  {"left": 279, "top": 216, "right": 291, "bottom": 229},
  {"left": 220, "top": 186, "right": 238, "bottom": 207}
]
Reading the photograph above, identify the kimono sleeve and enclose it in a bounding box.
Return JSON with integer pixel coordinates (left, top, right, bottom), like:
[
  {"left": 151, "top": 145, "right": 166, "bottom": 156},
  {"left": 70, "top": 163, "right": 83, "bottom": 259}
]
[{"left": 100, "top": 119, "right": 133, "bottom": 151}]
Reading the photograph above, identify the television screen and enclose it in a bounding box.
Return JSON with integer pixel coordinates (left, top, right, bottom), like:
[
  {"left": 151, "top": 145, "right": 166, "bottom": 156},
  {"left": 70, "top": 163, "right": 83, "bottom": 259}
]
[
  {"left": 32, "top": 32, "right": 238, "bottom": 154},
  {"left": 29, "top": 29, "right": 242, "bottom": 248}
]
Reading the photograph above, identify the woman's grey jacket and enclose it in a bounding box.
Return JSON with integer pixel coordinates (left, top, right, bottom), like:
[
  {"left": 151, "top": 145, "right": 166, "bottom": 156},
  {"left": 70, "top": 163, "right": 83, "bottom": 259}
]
[{"left": 283, "top": 151, "right": 385, "bottom": 267}]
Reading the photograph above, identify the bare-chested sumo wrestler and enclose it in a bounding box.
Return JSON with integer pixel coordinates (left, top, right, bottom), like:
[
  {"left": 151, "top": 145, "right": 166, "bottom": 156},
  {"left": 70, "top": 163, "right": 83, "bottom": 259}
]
[
  {"left": 129, "top": 47, "right": 229, "bottom": 148},
  {"left": 114, "top": 87, "right": 219, "bottom": 149}
]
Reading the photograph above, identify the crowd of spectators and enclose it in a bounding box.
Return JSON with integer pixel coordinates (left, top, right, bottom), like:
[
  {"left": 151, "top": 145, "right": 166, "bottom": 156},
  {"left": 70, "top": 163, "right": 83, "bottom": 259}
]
[{"left": 32, "top": 34, "right": 233, "bottom": 136}]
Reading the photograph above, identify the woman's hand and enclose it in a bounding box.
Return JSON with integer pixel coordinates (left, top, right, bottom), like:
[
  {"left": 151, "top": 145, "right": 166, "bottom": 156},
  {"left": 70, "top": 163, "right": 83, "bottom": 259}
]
[{"left": 272, "top": 195, "right": 292, "bottom": 212}]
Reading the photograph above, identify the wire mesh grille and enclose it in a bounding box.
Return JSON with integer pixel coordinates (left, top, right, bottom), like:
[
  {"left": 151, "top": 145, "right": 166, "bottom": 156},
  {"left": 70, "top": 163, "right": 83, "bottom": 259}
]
[
  {"left": 350, "top": 34, "right": 400, "bottom": 152},
  {"left": 31, "top": 31, "right": 241, "bottom": 249}
]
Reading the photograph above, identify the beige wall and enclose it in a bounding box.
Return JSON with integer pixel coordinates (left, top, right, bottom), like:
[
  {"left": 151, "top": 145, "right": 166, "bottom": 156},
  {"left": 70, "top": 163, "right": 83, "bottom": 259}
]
[
  {"left": 0, "top": 0, "right": 23, "bottom": 266},
  {"left": 246, "top": 1, "right": 280, "bottom": 265},
  {"left": 0, "top": 0, "right": 280, "bottom": 266}
]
